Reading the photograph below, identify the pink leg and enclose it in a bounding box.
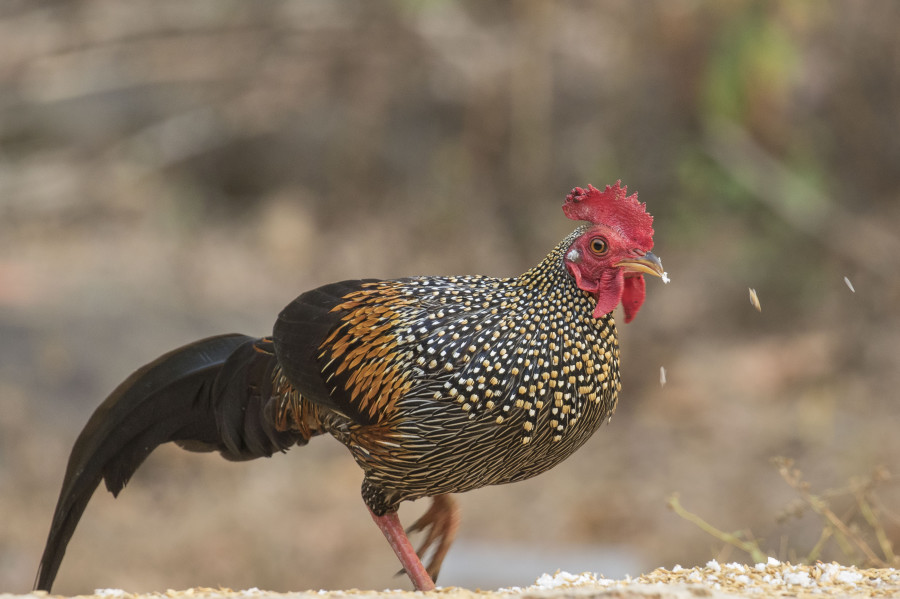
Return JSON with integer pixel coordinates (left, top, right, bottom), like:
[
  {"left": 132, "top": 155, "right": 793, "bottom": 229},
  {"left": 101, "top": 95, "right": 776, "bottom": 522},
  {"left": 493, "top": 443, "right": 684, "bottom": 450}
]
[{"left": 369, "top": 508, "right": 436, "bottom": 591}]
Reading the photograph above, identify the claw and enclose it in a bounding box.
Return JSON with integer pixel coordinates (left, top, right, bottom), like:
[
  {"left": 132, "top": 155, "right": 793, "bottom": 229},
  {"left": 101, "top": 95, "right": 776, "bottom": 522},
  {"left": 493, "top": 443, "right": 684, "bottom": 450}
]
[{"left": 405, "top": 495, "right": 460, "bottom": 583}]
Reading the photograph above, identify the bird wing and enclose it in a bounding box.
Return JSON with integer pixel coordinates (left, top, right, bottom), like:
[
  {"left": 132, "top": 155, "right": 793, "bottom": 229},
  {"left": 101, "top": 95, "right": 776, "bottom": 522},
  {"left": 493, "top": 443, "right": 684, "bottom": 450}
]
[
  {"left": 273, "top": 278, "right": 400, "bottom": 425},
  {"left": 274, "top": 276, "right": 509, "bottom": 428}
]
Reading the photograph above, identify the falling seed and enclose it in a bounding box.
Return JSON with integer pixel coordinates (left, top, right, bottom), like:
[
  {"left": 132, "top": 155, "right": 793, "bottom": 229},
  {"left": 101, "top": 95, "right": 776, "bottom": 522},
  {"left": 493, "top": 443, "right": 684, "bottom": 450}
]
[
  {"left": 844, "top": 276, "right": 855, "bottom": 293},
  {"left": 659, "top": 366, "right": 667, "bottom": 387},
  {"left": 661, "top": 271, "right": 671, "bottom": 284},
  {"left": 749, "top": 288, "right": 761, "bottom": 312}
]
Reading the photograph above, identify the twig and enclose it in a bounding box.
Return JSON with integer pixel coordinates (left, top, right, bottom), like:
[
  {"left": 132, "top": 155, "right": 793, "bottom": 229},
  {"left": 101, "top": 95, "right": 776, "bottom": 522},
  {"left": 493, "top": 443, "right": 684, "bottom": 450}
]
[
  {"left": 774, "top": 458, "right": 890, "bottom": 568},
  {"left": 854, "top": 482, "right": 897, "bottom": 566},
  {"left": 667, "top": 493, "right": 767, "bottom": 564},
  {"left": 805, "top": 526, "right": 832, "bottom": 563}
]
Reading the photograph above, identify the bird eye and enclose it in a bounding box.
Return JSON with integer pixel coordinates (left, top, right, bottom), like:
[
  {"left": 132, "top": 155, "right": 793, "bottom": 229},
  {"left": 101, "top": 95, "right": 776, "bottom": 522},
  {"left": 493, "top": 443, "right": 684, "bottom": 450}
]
[{"left": 589, "top": 237, "right": 608, "bottom": 255}]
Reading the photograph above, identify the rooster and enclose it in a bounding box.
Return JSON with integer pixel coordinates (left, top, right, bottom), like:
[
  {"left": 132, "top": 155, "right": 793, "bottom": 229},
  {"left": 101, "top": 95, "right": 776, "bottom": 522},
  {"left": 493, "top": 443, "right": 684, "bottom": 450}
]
[{"left": 35, "top": 182, "right": 664, "bottom": 592}]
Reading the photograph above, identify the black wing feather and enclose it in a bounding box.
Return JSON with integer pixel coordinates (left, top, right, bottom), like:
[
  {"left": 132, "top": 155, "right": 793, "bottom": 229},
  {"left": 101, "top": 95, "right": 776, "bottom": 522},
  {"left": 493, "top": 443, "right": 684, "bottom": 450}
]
[{"left": 272, "top": 278, "right": 378, "bottom": 422}]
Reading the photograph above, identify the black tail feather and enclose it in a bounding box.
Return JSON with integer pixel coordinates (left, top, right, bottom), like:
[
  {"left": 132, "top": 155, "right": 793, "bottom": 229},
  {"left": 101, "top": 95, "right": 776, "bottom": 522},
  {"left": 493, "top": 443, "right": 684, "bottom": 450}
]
[{"left": 34, "top": 333, "right": 300, "bottom": 592}]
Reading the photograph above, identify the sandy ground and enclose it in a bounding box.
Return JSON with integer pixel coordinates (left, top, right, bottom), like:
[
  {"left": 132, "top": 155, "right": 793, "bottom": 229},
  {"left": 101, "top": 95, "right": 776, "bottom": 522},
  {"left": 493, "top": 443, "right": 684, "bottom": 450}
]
[{"left": 7, "top": 563, "right": 900, "bottom": 599}]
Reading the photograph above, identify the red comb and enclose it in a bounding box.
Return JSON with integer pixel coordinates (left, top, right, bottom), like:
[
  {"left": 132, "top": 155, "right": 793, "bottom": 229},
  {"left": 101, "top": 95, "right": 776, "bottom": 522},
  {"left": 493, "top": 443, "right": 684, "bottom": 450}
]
[{"left": 563, "top": 181, "right": 654, "bottom": 250}]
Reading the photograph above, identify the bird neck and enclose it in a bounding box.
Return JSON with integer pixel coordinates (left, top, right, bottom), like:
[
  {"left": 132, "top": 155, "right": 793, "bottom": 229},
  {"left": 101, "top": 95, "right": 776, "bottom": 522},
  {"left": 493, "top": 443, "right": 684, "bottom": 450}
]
[{"left": 513, "top": 227, "right": 592, "bottom": 307}]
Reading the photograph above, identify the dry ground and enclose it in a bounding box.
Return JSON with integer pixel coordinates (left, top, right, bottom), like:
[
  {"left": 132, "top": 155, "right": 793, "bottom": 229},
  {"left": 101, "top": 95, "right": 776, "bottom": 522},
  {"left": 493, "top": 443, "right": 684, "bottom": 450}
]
[{"left": 5, "top": 563, "right": 900, "bottom": 599}]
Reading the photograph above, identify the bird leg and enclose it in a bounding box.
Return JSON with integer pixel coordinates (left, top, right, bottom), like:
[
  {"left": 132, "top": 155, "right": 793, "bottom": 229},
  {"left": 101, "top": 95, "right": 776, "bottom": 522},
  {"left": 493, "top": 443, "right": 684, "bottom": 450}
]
[
  {"left": 406, "top": 494, "right": 460, "bottom": 583},
  {"left": 369, "top": 507, "right": 436, "bottom": 591}
]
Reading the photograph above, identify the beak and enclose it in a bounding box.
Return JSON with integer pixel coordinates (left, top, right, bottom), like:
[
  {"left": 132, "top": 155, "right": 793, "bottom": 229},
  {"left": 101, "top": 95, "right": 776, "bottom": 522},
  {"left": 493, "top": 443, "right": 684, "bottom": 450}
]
[{"left": 615, "top": 251, "right": 664, "bottom": 278}]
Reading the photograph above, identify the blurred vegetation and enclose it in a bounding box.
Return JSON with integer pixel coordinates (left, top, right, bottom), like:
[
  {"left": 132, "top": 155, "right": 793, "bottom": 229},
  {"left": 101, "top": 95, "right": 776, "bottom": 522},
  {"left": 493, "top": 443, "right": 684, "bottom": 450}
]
[
  {"left": 1, "top": 0, "right": 899, "bottom": 594},
  {"left": 670, "top": 459, "right": 899, "bottom": 568}
]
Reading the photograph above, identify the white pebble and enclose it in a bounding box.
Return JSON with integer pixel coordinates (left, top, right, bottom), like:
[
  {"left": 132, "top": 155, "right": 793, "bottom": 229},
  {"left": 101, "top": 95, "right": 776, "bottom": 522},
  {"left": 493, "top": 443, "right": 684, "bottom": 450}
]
[
  {"left": 844, "top": 276, "right": 855, "bottom": 292},
  {"left": 818, "top": 562, "right": 841, "bottom": 582},
  {"left": 784, "top": 570, "right": 812, "bottom": 586},
  {"left": 836, "top": 569, "right": 864, "bottom": 584},
  {"left": 531, "top": 571, "right": 598, "bottom": 589}
]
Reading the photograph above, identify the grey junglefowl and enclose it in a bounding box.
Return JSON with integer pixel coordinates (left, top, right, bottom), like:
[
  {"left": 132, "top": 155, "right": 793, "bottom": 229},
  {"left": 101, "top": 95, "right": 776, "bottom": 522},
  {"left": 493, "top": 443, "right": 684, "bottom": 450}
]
[{"left": 35, "top": 182, "right": 664, "bottom": 592}]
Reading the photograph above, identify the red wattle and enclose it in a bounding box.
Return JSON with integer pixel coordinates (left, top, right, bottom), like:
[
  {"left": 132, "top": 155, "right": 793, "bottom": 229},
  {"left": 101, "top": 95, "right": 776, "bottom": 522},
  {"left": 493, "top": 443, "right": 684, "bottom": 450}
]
[
  {"left": 590, "top": 270, "right": 624, "bottom": 319},
  {"left": 567, "top": 261, "right": 644, "bottom": 322},
  {"left": 621, "top": 274, "right": 646, "bottom": 323}
]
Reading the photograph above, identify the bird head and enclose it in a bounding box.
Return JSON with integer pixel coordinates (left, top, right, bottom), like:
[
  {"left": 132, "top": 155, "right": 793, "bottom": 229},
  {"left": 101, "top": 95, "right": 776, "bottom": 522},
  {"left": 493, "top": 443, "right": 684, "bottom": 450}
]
[{"left": 562, "top": 182, "right": 663, "bottom": 323}]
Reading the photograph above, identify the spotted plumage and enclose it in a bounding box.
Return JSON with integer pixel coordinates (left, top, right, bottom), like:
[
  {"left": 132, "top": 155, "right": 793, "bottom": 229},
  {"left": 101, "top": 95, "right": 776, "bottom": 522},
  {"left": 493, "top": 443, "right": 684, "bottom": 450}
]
[
  {"left": 36, "top": 182, "right": 663, "bottom": 593},
  {"left": 274, "top": 226, "right": 620, "bottom": 514}
]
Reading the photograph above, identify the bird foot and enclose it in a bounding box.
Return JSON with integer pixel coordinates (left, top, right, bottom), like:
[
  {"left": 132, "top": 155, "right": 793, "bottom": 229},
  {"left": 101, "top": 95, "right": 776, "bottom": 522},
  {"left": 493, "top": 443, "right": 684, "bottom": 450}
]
[{"left": 405, "top": 494, "right": 460, "bottom": 583}]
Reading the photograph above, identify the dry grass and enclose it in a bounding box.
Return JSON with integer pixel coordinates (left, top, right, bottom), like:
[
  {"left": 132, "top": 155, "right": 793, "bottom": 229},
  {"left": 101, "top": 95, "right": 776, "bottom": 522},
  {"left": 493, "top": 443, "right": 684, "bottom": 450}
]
[{"left": 669, "top": 459, "right": 899, "bottom": 569}]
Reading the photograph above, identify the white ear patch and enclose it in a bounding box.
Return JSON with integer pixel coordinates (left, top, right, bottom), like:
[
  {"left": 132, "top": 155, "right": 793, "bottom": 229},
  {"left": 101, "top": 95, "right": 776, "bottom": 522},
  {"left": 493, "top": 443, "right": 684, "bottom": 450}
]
[{"left": 566, "top": 248, "right": 581, "bottom": 263}]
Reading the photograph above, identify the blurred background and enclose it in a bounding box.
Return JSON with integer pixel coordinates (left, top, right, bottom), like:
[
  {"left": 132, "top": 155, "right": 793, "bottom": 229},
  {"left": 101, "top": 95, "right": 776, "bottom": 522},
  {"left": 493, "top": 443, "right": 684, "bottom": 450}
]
[{"left": 2, "top": 0, "right": 899, "bottom": 594}]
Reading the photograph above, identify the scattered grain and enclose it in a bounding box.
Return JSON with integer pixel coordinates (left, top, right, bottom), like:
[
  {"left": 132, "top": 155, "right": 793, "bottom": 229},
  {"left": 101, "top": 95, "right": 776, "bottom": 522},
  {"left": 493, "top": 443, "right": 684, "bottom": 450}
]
[{"left": 748, "top": 288, "right": 761, "bottom": 312}]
